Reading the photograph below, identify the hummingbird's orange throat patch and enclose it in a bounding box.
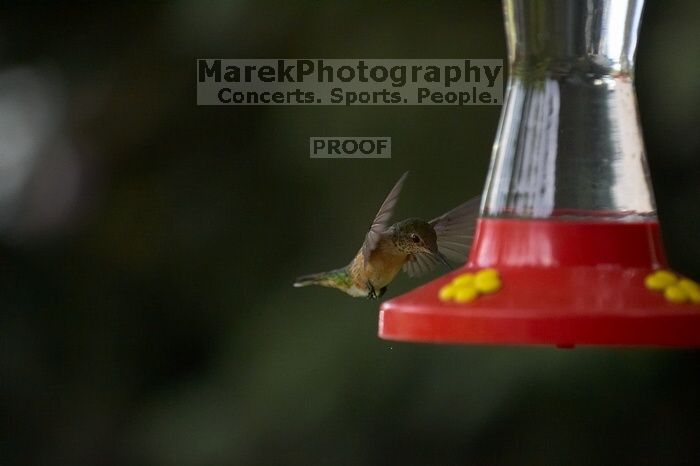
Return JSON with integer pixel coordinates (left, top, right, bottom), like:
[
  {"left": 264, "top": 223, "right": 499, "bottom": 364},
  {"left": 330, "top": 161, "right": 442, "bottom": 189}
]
[{"left": 438, "top": 268, "right": 502, "bottom": 304}]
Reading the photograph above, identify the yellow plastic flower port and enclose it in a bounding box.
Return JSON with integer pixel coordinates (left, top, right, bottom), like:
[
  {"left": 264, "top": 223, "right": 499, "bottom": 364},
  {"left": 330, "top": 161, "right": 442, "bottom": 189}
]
[
  {"left": 644, "top": 270, "right": 700, "bottom": 305},
  {"left": 474, "top": 268, "right": 502, "bottom": 294},
  {"left": 664, "top": 285, "right": 687, "bottom": 303},
  {"left": 439, "top": 269, "right": 503, "bottom": 304},
  {"left": 679, "top": 279, "right": 700, "bottom": 304},
  {"left": 644, "top": 270, "right": 677, "bottom": 290},
  {"left": 452, "top": 274, "right": 475, "bottom": 287},
  {"left": 454, "top": 287, "right": 479, "bottom": 303},
  {"left": 438, "top": 285, "right": 457, "bottom": 301}
]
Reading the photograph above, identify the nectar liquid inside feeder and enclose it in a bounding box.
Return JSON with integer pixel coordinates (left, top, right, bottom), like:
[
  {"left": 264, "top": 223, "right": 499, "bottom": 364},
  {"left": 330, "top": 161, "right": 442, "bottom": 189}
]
[{"left": 379, "top": 0, "right": 700, "bottom": 347}]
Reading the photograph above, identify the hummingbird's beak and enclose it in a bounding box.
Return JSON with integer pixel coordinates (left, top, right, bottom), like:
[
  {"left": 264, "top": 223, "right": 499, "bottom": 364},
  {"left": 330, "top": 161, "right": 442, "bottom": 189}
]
[{"left": 433, "top": 251, "right": 452, "bottom": 270}]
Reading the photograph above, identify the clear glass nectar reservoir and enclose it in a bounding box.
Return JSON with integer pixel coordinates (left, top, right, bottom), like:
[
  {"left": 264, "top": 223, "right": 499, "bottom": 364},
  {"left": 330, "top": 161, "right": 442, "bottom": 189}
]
[{"left": 483, "top": 0, "right": 655, "bottom": 220}]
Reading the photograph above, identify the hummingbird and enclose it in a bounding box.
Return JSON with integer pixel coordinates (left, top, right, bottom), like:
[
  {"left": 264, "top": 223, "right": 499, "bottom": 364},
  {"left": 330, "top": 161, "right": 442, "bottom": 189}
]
[{"left": 293, "top": 172, "right": 480, "bottom": 299}]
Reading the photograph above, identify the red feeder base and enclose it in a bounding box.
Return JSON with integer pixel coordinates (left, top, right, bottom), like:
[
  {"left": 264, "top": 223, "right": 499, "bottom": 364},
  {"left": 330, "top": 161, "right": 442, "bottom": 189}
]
[{"left": 379, "top": 219, "right": 700, "bottom": 347}]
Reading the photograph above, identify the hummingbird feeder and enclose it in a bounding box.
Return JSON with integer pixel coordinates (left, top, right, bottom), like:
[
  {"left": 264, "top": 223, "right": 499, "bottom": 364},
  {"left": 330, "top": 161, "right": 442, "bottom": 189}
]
[{"left": 379, "top": 0, "right": 700, "bottom": 347}]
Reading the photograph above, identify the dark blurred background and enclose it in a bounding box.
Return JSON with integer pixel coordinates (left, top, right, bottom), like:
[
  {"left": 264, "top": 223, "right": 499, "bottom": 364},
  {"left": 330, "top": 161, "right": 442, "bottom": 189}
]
[{"left": 1, "top": 2, "right": 699, "bottom": 465}]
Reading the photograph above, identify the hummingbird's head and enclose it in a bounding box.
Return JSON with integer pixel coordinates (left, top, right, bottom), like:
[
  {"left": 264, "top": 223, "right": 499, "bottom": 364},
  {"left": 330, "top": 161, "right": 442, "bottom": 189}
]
[
  {"left": 393, "top": 219, "right": 438, "bottom": 254},
  {"left": 393, "top": 219, "right": 449, "bottom": 267}
]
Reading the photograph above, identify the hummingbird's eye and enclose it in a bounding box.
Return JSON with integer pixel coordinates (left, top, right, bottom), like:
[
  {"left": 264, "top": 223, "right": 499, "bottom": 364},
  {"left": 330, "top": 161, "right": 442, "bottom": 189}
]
[{"left": 411, "top": 234, "right": 421, "bottom": 243}]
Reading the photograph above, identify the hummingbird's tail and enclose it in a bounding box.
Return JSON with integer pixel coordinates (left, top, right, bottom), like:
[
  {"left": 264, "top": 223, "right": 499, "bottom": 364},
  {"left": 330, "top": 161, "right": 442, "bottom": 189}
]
[{"left": 293, "top": 267, "right": 352, "bottom": 290}]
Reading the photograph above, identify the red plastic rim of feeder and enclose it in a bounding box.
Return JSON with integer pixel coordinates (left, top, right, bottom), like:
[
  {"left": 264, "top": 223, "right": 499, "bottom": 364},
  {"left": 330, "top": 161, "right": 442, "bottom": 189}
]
[{"left": 379, "top": 218, "right": 700, "bottom": 347}]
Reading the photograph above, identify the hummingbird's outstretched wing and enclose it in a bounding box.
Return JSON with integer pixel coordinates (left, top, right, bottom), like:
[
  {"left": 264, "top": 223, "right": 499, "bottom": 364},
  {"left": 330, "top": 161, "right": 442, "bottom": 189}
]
[
  {"left": 402, "top": 196, "right": 481, "bottom": 278},
  {"left": 429, "top": 196, "right": 481, "bottom": 264},
  {"left": 403, "top": 252, "right": 439, "bottom": 278},
  {"left": 362, "top": 171, "right": 409, "bottom": 264}
]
